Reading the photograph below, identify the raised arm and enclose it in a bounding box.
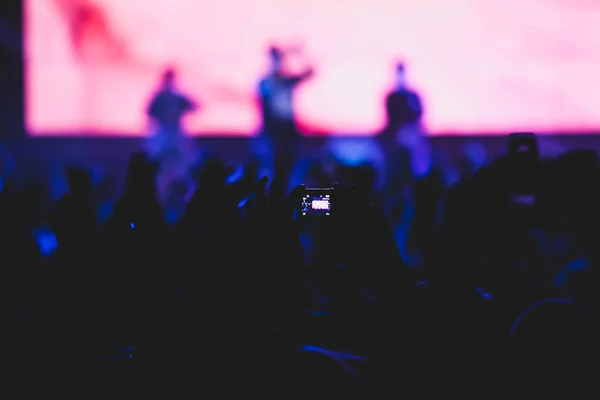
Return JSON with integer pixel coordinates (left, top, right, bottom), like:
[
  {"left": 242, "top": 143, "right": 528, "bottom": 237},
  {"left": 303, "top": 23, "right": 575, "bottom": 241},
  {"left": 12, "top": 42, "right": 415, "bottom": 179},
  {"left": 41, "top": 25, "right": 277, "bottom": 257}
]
[
  {"left": 289, "top": 67, "right": 315, "bottom": 86},
  {"left": 184, "top": 95, "right": 199, "bottom": 112}
]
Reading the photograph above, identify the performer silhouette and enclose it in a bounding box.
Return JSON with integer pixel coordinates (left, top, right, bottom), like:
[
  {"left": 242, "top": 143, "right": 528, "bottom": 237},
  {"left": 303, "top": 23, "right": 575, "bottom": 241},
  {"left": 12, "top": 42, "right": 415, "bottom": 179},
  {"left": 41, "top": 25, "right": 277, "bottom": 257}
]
[
  {"left": 257, "top": 46, "right": 314, "bottom": 185},
  {"left": 146, "top": 68, "right": 198, "bottom": 204},
  {"left": 380, "top": 62, "right": 430, "bottom": 204},
  {"left": 382, "top": 62, "right": 423, "bottom": 143}
]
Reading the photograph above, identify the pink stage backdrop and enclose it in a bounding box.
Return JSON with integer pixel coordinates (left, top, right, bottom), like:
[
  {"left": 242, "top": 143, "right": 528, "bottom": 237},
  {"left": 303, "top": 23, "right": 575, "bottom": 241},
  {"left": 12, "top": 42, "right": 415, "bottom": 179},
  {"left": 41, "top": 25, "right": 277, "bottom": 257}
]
[{"left": 25, "top": 0, "right": 600, "bottom": 136}]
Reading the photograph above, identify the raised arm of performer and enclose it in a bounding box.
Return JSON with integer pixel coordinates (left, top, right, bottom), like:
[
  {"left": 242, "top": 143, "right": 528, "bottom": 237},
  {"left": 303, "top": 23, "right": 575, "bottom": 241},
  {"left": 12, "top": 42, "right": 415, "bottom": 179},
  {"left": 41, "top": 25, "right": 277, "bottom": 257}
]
[
  {"left": 288, "top": 67, "right": 314, "bottom": 86},
  {"left": 284, "top": 44, "right": 315, "bottom": 84},
  {"left": 258, "top": 45, "right": 314, "bottom": 121}
]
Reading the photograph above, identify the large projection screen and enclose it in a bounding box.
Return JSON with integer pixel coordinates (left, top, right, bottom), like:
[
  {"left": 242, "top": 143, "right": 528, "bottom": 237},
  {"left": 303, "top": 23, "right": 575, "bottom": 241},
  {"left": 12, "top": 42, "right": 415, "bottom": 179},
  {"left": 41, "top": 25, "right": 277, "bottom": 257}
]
[{"left": 25, "top": 0, "right": 600, "bottom": 136}]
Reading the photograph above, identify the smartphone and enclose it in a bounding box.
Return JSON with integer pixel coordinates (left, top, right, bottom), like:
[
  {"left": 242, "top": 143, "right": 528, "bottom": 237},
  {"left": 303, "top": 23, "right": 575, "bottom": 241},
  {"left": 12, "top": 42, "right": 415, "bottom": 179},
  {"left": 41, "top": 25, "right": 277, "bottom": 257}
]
[{"left": 301, "top": 188, "right": 332, "bottom": 217}]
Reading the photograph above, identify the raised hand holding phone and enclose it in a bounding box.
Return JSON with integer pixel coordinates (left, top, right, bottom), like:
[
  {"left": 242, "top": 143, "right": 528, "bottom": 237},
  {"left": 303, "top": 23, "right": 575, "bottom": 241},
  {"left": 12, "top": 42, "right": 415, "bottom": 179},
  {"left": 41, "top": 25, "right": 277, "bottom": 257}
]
[{"left": 300, "top": 188, "right": 333, "bottom": 217}]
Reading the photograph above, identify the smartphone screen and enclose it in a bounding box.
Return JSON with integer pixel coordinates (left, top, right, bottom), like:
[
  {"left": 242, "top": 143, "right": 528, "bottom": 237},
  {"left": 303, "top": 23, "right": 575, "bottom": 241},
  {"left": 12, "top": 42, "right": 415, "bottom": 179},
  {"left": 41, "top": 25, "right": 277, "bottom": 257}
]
[{"left": 301, "top": 188, "right": 332, "bottom": 217}]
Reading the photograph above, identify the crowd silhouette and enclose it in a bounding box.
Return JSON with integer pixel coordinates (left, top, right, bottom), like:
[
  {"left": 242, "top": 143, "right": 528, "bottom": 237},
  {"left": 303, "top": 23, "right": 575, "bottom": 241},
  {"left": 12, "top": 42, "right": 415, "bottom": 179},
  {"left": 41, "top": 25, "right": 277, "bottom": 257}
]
[{"left": 1, "top": 131, "right": 600, "bottom": 395}]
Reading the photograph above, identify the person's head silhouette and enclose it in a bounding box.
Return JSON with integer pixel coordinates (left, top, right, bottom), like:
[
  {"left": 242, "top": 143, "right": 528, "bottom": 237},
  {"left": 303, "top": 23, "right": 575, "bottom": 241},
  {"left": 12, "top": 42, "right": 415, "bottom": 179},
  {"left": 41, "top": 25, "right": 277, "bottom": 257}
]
[
  {"left": 268, "top": 46, "right": 284, "bottom": 73},
  {"left": 161, "top": 67, "right": 176, "bottom": 90},
  {"left": 394, "top": 62, "right": 407, "bottom": 89}
]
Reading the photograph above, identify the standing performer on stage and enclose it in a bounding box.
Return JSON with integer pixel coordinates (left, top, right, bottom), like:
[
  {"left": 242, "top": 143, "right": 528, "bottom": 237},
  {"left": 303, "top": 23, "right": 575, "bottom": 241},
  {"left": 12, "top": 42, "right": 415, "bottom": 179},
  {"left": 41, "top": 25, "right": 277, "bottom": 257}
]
[
  {"left": 146, "top": 67, "right": 199, "bottom": 203},
  {"left": 257, "top": 45, "right": 314, "bottom": 185},
  {"left": 382, "top": 62, "right": 423, "bottom": 143},
  {"left": 379, "top": 62, "right": 429, "bottom": 176}
]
